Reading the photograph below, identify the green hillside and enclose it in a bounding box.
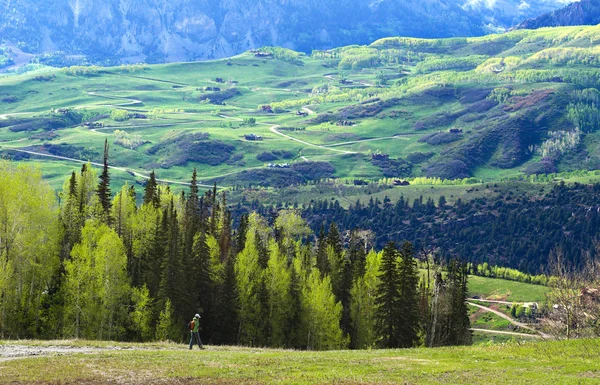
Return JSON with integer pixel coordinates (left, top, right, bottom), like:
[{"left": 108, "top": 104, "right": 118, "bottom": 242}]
[{"left": 2, "top": 26, "right": 600, "bottom": 190}]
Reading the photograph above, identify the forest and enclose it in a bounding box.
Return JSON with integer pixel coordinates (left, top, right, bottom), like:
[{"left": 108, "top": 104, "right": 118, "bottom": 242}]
[
  {"left": 0, "top": 156, "right": 470, "bottom": 349},
  {"left": 235, "top": 181, "right": 600, "bottom": 275}
]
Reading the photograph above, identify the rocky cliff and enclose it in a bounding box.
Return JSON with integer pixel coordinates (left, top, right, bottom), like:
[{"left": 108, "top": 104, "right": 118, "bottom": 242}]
[
  {"left": 517, "top": 0, "right": 600, "bottom": 29},
  {"left": 0, "top": 0, "right": 569, "bottom": 63}
]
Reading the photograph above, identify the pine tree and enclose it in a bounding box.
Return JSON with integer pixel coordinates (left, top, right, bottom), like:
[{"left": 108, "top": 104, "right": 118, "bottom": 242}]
[
  {"left": 158, "top": 198, "right": 185, "bottom": 338},
  {"left": 217, "top": 250, "right": 239, "bottom": 345},
  {"left": 236, "top": 213, "right": 249, "bottom": 254},
  {"left": 286, "top": 263, "right": 303, "bottom": 348},
  {"left": 348, "top": 230, "right": 367, "bottom": 280},
  {"left": 191, "top": 231, "right": 214, "bottom": 341},
  {"left": 143, "top": 171, "right": 160, "bottom": 208},
  {"left": 375, "top": 242, "right": 401, "bottom": 348},
  {"left": 447, "top": 260, "right": 472, "bottom": 346},
  {"left": 97, "top": 138, "right": 112, "bottom": 223},
  {"left": 397, "top": 241, "right": 420, "bottom": 348},
  {"left": 316, "top": 224, "right": 330, "bottom": 276},
  {"left": 339, "top": 256, "right": 354, "bottom": 344},
  {"left": 218, "top": 193, "right": 232, "bottom": 262}
]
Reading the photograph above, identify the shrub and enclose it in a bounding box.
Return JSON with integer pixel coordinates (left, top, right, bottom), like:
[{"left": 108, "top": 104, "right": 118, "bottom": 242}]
[{"left": 111, "top": 109, "right": 130, "bottom": 122}]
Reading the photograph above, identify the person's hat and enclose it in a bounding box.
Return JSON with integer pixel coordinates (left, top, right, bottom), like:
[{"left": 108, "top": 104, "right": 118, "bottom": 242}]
[{"left": 195, "top": 313, "right": 200, "bottom": 318}]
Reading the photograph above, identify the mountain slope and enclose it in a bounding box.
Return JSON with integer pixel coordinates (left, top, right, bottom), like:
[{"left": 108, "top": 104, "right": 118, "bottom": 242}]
[
  {"left": 517, "top": 0, "right": 600, "bottom": 29},
  {"left": 0, "top": 0, "right": 569, "bottom": 63}
]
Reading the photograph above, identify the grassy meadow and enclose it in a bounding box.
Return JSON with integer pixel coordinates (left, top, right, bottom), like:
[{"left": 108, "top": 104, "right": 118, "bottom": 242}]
[
  {"left": 2, "top": 25, "right": 600, "bottom": 198},
  {"left": 2, "top": 338, "right": 600, "bottom": 384}
]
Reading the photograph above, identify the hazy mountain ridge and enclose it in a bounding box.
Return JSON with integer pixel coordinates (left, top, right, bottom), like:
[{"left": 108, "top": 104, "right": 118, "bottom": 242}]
[
  {"left": 0, "top": 0, "right": 570, "bottom": 63},
  {"left": 517, "top": 0, "right": 600, "bottom": 29}
]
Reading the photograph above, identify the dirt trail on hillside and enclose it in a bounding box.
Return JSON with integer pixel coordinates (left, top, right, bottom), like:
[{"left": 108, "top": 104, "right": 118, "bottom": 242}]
[
  {"left": 468, "top": 302, "right": 551, "bottom": 339},
  {"left": 470, "top": 328, "right": 541, "bottom": 338},
  {"left": 0, "top": 148, "right": 219, "bottom": 189}
]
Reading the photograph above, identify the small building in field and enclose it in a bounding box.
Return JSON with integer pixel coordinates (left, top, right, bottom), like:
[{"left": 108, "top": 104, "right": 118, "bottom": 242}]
[
  {"left": 371, "top": 153, "right": 390, "bottom": 161},
  {"left": 245, "top": 134, "right": 263, "bottom": 141}
]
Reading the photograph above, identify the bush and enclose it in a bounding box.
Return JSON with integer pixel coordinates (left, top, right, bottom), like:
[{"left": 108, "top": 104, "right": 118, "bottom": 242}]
[
  {"left": 291, "top": 162, "right": 335, "bottom": 180},
  {"left": 418, "top": 132, "right": 463, "bottom": 146},
  {"left": 111, "top": 109, "right": 130, "bottom": 122},
  {"left": 257, "top": 151, "right": 278, "bottom": 162}
]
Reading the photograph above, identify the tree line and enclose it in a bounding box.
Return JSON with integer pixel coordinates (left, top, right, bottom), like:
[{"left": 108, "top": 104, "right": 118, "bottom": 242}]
[
  {"left": 238, "top": 182, "right": 600, "bottom": 275},
  {"left": 0, "top": 151, "right": 470, "bottom": 349}
]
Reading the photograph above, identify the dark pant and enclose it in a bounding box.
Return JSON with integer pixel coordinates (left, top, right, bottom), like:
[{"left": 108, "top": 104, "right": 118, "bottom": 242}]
[{"left": 189, "top": 331, "right": 203, "bottom": 349}]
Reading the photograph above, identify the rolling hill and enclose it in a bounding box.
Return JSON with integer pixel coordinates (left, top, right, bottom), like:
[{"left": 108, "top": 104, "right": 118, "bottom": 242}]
[{"left": 2, "top": 26, "right": 600, "bottom": 192}]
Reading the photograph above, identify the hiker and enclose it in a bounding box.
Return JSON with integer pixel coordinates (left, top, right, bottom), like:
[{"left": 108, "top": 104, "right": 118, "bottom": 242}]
[{"left": 189, "top": 313, "right": 204, "bottom": 349}]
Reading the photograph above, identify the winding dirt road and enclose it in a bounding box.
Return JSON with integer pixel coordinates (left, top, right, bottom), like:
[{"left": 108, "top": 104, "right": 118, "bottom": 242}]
[
  {"left": 468, "top": 302, "right": 551, "bottom": 339},
  {"left": 1, "top": 148, "right": 220, "bottom": 188},
  {"left": 267, "top": 124, "right": 357, "bottom": 155}
]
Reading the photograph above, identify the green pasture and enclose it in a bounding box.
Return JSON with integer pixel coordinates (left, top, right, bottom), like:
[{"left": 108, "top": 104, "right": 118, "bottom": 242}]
[
  {"left": 2, "top": 338, "right": 600, "bottom": 384},
  {"left": 468, "top": 275, "right": 549, "bottom": 303}
]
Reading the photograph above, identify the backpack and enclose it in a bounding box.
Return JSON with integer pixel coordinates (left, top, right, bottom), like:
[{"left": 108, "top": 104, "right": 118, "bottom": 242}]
[{"left": 188, "top": 320, "right": 195, "bottom": 331}]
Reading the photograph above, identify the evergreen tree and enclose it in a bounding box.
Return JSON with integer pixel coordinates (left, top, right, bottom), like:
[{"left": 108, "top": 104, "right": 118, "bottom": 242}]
[
  {"left": 447, "top": 260, "right": 472, "bottom": 346},
  {"left": 339, "top": 256, "right": 354, "bottom": 344},
  {"left": 97, "top": 139, "right": 112, "bottom": 223},
  {"left": 217, "top": 250, "right": 239, "bottom": 345},
  {"left": 375, "top": 242, "right": 401, "bottom": 348},
  {"left": 397, "top": 241, "right": 420, "bottom": 348},
  {"left": 111, "top": 185, "right": 137, "bottom": 284},
  {"left": 143, "top": 171, "right": 160, "bottom": 208},
  {"left": 218, "top": 193, "right": 232, "bottom": 262},
  {"left": 348, "top": 230, "right": 367, "bottom": 280},
  {"left": 236, "top": 213, "right": 249, "bottom": 254},
  {"left": 190, "top": 231, "right": 214, "bottom": 341},
  {"left": 286, "top": 263, "right": 303, "bottom": 348},
  {"left": 315, "top": 224, "right": 330, "bottom": 276},
  {"left": 158, "top": 198, "right": 185, "bottom": 338}
]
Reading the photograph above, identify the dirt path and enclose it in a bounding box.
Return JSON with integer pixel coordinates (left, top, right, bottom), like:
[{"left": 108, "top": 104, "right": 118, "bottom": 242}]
[
  {"left": 0, "top": 112, "right": 29, "bottom": 120},
  {"left": 219, "top": 113, "right": 357, "bottom": 155},
  {"left": 324, "top": 135, "right": 410, "bottom": 148},
  {"left": 469, "top": 298, "right": 540, "bottom": 306},
  {"left": 0, "top": 148, "right": 220, "bottom": 188},
  {"left": 301, "top": 106, "right": 316, "bottom": 115},
  {"left": 268, "top": 124, "right": 357, "bottom": 155},
  {"left": 467, "top": 302, "right": 551, "bottom": 339},
  {"left": 0, "top": 344, "right": 102, "bottom": 363},
  {"left": 470, "top": 328, "right": 541, "bottom": 338}
]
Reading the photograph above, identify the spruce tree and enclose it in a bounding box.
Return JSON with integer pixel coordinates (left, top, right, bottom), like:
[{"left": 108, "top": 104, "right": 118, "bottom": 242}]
[
  {"left": 286, "top": 264, "right": 302, "bottom": 348},
  {"left": 348, "top": 230, "right": 367, "bottom": 280},
  {"left": 97, "top": 138, "right": 112, "bottom": 223},
  {"left": 447, "top": 260, "right": 472, "bottom": 346},
  {"left": 316, "top": 224, "right": 330, "bottom": 276},
  {"left": 236, "top": 213, "right": 249, "bottom": 254},
  {"left": 375, "top": 242, "right": 401, "bottom": 348},
  {"left": 397, "top": 241, "right": 420, "bottom": 348},
  {"left": 143, "top": 171, "right": 160, "bottom": 208},
  {"left": 218, "top": 192, "right": 232, "bottom": 262},
  {"left": 217, "top": 250, "right": 239, "bottom": 345},
  {"left": 191, "top": 231, "right": 214, "bottom": 341},
  {"left": 339, "top": 256, "right": 354, "bottom": 344},
  {"left": 157, "top": 198, "right": 184, "bottom": 338}
]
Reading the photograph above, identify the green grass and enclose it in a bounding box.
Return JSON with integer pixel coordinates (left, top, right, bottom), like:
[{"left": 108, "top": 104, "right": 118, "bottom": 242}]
[
  {"left": 3, "top": 339, "right": 600, "bottom": 384},
  {"left": 3, "top": 26, "right": 600, "bottom": 194},
  {"left": 468, "top": 275, "right": 549, "bottom": 303}
]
